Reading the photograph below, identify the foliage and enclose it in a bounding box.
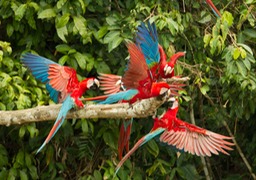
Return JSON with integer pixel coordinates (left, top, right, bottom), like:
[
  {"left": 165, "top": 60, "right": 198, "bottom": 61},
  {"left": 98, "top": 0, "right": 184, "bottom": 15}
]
[{"left": 0, "top": 0, "right": 256, "bottom": 179}]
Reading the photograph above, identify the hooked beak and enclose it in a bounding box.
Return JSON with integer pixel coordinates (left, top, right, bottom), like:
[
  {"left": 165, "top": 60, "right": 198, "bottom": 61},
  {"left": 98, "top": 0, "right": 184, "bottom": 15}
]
[
  {"left": 90, "top": 78, "right": 100, "bottom": 90},
  {"left": 164, "top": 65, "right": 174, "bottom": 76}
]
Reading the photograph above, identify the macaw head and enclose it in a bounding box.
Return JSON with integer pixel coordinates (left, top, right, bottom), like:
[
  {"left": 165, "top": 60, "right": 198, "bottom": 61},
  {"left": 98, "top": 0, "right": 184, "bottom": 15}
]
[
  {"left": 164, "top": 52, "right": 186, "bottom": 77},
  {"left": 80, "top": 77, "right": 100, "bottom": 91},
  {"left": 151, "top": 82, "right": 170, "bottom": 98}
]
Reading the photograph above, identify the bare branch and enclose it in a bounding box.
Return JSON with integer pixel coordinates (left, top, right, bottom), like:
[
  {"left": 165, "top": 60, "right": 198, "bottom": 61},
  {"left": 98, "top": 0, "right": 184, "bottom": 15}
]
[{"left": 0, "top": 95, "right": 169, "bottom": 126}]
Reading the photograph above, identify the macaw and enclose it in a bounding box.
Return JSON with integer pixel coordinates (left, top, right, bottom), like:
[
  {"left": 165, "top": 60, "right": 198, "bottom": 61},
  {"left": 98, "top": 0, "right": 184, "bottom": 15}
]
[
  {"left": 84, "top": 43, "right": 183, "bottom": 159},
  {"left": 21, "top": 53, "right": 99, "bottom": 153},
  {"left": 96, "top": 21, "right": 185, "bottom": 159},
  {"left": 205, "top": 0, "right": 221, "bottom": 18},
  {"left": 115, "top": 98, "right": 234, "bottom": 174},
  {"left": 135, "top": 21, "right": 185, "bottom": 80}
]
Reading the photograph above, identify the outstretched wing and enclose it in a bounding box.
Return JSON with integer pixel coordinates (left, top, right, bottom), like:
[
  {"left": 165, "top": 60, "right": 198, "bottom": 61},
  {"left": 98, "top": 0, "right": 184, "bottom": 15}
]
[
  {"left": 122, "top": 43, "right": 151, "bottom": 89},
  {"left": 21, "top": 53, "right": 79, "bottom": 103},
  {"left": 159, "top": 117, "right": 234, "bottom": 157},
  {"left": 135, "top": 21, "right": 160, "bottom": 68},
  {"left": 98, "top": 73, "right": 124, "bottom": 95}
]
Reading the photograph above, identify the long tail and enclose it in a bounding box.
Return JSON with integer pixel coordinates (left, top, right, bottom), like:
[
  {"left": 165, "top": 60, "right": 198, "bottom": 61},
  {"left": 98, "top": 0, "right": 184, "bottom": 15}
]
[
  {"left": 36, "top": 95, "right": 74, "bottom": 154},
  {"left": 118, "top": 118, "right": 133, "bottom": 160},
  {"left": 205, "top": 0, "right": 221, "bottom": 18},
  {"left": 115, "top": 128, "right": 165, "bottom": 175}
]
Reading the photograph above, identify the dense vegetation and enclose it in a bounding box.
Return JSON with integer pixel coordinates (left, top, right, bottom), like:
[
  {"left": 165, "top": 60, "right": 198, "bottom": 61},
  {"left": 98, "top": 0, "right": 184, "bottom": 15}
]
[{"left": 0, "top": 0, "right": 256, "bottom": 179}]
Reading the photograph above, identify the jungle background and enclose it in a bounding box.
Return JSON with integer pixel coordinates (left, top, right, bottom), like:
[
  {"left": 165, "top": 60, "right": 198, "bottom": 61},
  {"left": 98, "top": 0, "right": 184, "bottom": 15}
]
[{"left": 0, "top": 0, "right": 256, "bottom": 179}]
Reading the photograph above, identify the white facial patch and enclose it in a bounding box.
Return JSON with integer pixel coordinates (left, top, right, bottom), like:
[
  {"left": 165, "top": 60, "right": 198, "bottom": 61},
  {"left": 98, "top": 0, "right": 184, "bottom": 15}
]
[
  {"left": 87, "top": 79, "right": 94, "bottom": 89},
  {"left": 160, "top": 87, "right": 169, "bottom": 95}
]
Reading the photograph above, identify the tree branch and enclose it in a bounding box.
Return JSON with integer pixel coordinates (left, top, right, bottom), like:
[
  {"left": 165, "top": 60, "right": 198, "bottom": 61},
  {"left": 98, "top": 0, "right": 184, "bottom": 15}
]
[{"left": 0, "top": 95, "right": 169, "bottom": 126}]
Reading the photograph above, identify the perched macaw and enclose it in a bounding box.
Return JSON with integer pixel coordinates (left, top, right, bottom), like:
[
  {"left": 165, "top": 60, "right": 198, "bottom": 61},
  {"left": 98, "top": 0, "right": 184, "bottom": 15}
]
[
  {"left": 21, "top": 53, "right": 99, "bottom": 153},
  {"left": 205, "top": 0, "right": 221, "bottom": 17},
  {"left": 115, "top": 98, "right": 234, "bottom": 174}
]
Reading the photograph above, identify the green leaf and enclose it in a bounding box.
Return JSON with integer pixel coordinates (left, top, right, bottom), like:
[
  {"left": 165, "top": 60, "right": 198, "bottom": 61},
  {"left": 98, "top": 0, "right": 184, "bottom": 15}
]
[
  {"left": 56, "top": 14, "right": 70, "bottom": 28},
  {"left": 236, "top": 60, "right": 247, "bottom": 77},
  {"left": 147, "top": 139, "right": 159, "bottom": 157},
  {"left": 0, "top": 145, "right": 8, "bottom": 168},
  {"left": 56, "top": 26, "right": 68, "bottom": 42},
  {"left": 97, "top": 26, "right": 108, "bottom": 39},
  {"left": 56, "top": 44, "right": 71, "bottom": 53},
  {"left": 15, "top": 4, "right": 27, "bottom": 21},
  {"left": 56, "top": 0, "right": 67, "bottom": 9},
  {"left": 26, "top": 125, "right": 39, "bottom": 138},
  {"left": 19, "top": 126, "right": 26, "bottom": 138},
  {"left": 200, "top": 84, "right": 210, "bottom": 95},
  {"left": 7, "top": 24, "right": 14, "bottom": 37},
  {"left": 103, "top": 31, "right": 120, "bottom": 44},
  {"left": 203, "top": 34, "right": 211, "bottom": 47},
  {"left": 19, "top": 170, "right": 28, "bottom": 180},
  {"left": 74, "top": 52, "right": 87, "bottom": 70},
  {"left": 58, "top": 55, "right": 69, "bottom": 65},
  {"left": 38, "top": 8, "right": 56, "bottom": 19},
  {"left": 233, "top": 48, "right": 240, "bottom": 60},
  {"left": 106, "top": 16, "right": 117, "bottom": 26},
  {"left": 108, "top": 36, "right": 123, "bottom": 52},
  {"left": 73, "top": 16, "right": 87, "bottom": 37},
  {"left": 95, "top": 61, "right": 111, "bottom": 74},
  {"left": 237, "top": 43, "right": 253, "bottom": 55},
  {"left": 81, "top": 119, "right": 88, "bottom": 133},
  {"left": 103, "top": 131, "right": 116, "bottom": 149}
]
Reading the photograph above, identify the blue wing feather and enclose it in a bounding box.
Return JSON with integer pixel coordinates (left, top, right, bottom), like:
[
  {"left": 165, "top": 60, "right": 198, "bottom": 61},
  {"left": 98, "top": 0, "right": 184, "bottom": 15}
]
[
  {"left": 135, "top": 21, "right": 160, "bottom": 67},
  {"left": 21, "top": 53, "right": 60, "bottom": 103},
  {"left": 98, "top": 89, "right": 138, "bottom": 104},
  {"left": 36, "top": 95, "right": 74, "bottom": 153}
]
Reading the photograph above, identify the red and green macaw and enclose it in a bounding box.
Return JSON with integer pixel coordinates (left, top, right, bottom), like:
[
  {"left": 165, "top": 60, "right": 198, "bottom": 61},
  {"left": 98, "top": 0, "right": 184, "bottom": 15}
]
[
  {"left": 21, "top": 53, "right": 99, "bottom": 153},
  {"left": 97, "top": 21, "right": 185, "bottom": 159},
  {"left": 115, "top": 98, "right": 234, "bottom": 174},
  {"left": 205, "top": 0, "right": 221, "bottom": 18}
]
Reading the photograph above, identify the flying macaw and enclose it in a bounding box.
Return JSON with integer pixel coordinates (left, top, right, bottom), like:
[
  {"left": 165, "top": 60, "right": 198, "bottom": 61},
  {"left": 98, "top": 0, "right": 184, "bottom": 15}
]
[
  {"left": 97, "top": 21, "right": 185, "bottom": 159},
  {"left": 205, "top": 0, "right": 221, "bottom": 18},
  {"left": 115, "top": 98, "right": 234, "bottom": 174},
  {"left": 84, "top": 43, "right": 183, "bottom": 159},
  {"left": 21, "top": 53, "right": 99, "bottom": 153}
]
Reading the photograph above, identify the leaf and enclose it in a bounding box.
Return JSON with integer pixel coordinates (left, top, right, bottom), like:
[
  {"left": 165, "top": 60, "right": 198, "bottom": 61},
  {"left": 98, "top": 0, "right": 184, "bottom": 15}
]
[
  {"left": 58, "top": 55, "right": 69, "bottom": 65},
  {"left": 7, "top": 24, "right": 14, "bottom": 37},
  {"left": 243, "top": 29, "right": 256, "bottom": 39},
  {"left": 200, "top": 84, "right": 210, "bottom": 95},
  {"left": 56, "top": 0, "right": 67, "bottom": 9},
  {"left": 56, "top": 44, "right": 71, "bottom": 53},
  {"left": 26, "top": 125, "right": 39, "bottom": 138},
  {"left": 236, "top": 60, "right": 247, "bottom": 77},
  {"left": 106, "top": 16, "right": 117, "bottom": 26},
  {"left": 19, "top": 126, "right": 26, "bottom": 138},
  {"left": 81, "top": 119, "right": 88, "bottom": 133},
  {"left": 233, "top": 48, "right": 240, "bottom": 60},
  {"left": 103, "top": 131, "right": 116, "bottom": 149},
  {"left": 56, "top": 26, "right": 68, "bottom": 42},
  {"left": 103, "top": 31, "right": 120, "bottom": 44},
  {"left": 15, "top": 4, "right": 27, "bottom": 21},
  {"left": 203, "top": 34, "right": 211, "bottom": 48},
  {"left": 95, "top": 61, "right": 111, "bottom": 74},
  {"left": 19, "top": 170, "right": 28, "bottom": 180},
  {"left": 56, "top": 14, "right": 70, "bottom": 28},
  {"left": 108, "top": 36, "right": 123, "bottom": 52},
  {"left": 38, "top": 8, "right": 56, "bottom": 19},
  {"left": 74, "top": 52, "right": 87, "bottom": 70},
  {"left": 73, "top": 15, "right": 87, "bottom": 37},
  {"left": 146, "top": 139, "right": 159, "bottom": 157},
  {"left": 237, "top": 43, "right": 253, "bottom": 55},
  {"left": 97, "top": 26, "right": 108, "bottom": 39}
]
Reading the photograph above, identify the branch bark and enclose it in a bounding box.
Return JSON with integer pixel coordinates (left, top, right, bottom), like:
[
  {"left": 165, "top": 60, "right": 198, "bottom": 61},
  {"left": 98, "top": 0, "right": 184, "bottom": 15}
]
[{"left": 0, "top": 95, "right": 169, "bottom": 126}]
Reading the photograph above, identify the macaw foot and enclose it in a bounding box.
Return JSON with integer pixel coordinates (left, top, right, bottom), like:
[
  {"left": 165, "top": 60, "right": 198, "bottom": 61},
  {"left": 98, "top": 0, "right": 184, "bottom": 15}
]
[{"left": 75, "top": 98, "right": 85, "bottom": 108}]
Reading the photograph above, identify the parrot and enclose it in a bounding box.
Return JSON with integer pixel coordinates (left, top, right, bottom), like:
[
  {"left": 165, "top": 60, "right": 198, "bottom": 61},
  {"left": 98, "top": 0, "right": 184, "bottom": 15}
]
[
  {"left": 96, "top": 21, "right": 185, "bottom": 159},
  {"left": 21, "top": 53, "right": 99, "bottom": 153},
  {"left": 205, "top": 0, "right": 221, "bottom": 18},
  {"left": 115, "top": 97, "right": 234, "bottom": 174}
]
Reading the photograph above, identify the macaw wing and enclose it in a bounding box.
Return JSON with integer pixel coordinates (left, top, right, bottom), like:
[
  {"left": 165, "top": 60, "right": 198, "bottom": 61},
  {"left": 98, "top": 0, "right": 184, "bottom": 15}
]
[
  {"left": 115, "top": 127, "right": 165, "bottom": 175},
  {"left": 135, "top": 21, "right": 160, "bottom": 68},
  {"left": 21, "top": 53, "right": 79, "bottom": 103},
  {"left": 122, "top": 43, "right": 151, "bottom": 89},
  {"left": 159, "top": 118, "right": 234, "bottom": 157},
  {"left": 98, "top": 73, "right": 124, "bottom": 95}
]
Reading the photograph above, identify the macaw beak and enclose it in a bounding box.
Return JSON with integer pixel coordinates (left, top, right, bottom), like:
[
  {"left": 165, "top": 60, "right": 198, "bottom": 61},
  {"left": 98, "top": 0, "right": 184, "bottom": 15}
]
[
  {"left": 164, "top": 65, "right": 174, "bottom": 76},
  {"left": 90, "top": 78, "right": 100, "bottom": 90}
]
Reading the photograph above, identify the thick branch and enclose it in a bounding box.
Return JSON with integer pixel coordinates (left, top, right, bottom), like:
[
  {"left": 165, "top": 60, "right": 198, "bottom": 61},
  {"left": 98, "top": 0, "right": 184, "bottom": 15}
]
[{"left": 0, "top": 95, "right": 169, "bottom": 126}]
